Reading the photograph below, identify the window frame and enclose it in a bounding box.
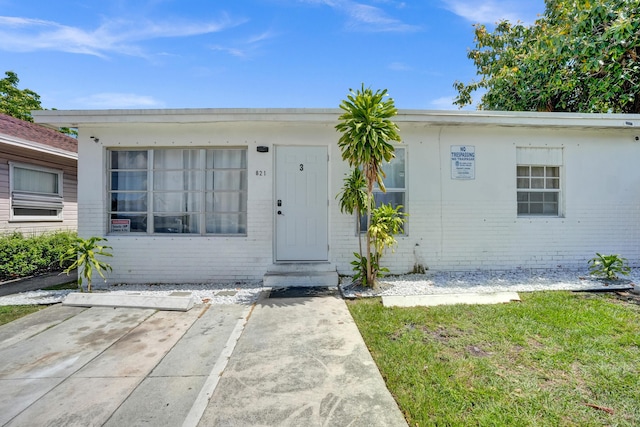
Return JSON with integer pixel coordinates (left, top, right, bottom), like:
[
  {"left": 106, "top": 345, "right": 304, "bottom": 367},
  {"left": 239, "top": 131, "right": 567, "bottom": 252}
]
[
  {"left": 9, "top": 162, "right": 64, "bottom": 222},
  {"left": 516, "top": 164, "right": 562, "bottom": 217},
  {"left": 358, "top": 146, "right": 407, "bottom": 234},
  {"left": 107, "top": 148, "right": 248, "bottom": 236}
]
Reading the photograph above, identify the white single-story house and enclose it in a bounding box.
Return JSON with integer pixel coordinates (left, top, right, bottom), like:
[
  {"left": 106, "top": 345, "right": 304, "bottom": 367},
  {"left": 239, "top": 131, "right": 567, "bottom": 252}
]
[
  {"left": 1, "top": 113, "right": 77, "bottom": 235},
  {"left": 33, "top": 108, "right": 640, "bottom": 285}
]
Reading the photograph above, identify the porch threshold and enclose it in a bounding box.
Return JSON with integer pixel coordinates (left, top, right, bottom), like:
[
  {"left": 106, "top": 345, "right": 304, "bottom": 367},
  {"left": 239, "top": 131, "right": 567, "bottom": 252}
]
[{"left": 263, "top": 271, "right": 339, "bottom": 288}]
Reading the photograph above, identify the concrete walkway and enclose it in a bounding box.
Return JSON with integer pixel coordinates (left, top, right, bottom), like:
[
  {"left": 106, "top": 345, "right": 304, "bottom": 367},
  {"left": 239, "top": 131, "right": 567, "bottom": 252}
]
[{"left": 0, "top": 294, "right": 407, "bottom": 426}]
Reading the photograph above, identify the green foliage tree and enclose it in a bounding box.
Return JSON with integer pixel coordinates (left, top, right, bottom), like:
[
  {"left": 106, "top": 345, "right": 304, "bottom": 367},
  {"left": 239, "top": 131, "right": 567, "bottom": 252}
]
[
  {"left": 0, "top": 70, "right": 77, "bottom": 136},
  {"left": 0, "top": 71, "right": 43, "bottom": 122},
  {"left": 454, "top": 0, "right": 640, "bottom": 113},
  {"left": 60, "top": 237, "right": 113, "bottom": 292},
  {"left": 336, "top": 84, "right": 401, "bottom": 286}
]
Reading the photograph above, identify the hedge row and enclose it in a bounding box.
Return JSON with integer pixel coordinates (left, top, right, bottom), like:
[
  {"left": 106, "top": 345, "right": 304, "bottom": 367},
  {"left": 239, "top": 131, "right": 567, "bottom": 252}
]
[{"left": 0, "top": 231, "right": 77, "bottom": 282}]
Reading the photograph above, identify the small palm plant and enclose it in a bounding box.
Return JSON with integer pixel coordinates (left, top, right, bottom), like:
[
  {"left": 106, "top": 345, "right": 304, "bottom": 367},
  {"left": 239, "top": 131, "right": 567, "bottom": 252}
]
[
  {"left": 588, "top": 253, "right": 630, "bottom": 280},
  {"left": 367, "top": 203, "right": 407, "bottom": 282},
  {"left": 351, "top": 203, "right": 407, "bottom": 286},
  {"left": 60, "top": 236, "right": 113, "bottom": 292},
  {"left": 337, "top": 168, "right": 370, "bottom": 258}
]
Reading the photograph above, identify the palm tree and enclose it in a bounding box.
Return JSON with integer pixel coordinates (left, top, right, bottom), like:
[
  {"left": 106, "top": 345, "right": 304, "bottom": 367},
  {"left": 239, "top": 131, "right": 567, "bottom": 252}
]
[{"left": 336, "top": 84, "right": 401, "bottom": 286}]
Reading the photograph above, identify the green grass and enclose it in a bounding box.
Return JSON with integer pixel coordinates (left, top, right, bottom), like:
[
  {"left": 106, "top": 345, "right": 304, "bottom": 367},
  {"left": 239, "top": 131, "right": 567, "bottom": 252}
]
[
  {"left": 0, "top": 305, "right": 44, "bottom": 326},
  {"left": 348, "top": 291, "right": 640, "bottom": 426}
]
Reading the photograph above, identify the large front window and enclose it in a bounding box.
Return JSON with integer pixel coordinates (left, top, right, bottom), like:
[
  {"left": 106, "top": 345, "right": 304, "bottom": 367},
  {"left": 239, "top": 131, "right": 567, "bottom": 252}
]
[
  {"left": 10, "top": 162, "right": 64, "bottom": 221},
  {"left": 109, "top": 148, "right": 247, "bottom": 235}
]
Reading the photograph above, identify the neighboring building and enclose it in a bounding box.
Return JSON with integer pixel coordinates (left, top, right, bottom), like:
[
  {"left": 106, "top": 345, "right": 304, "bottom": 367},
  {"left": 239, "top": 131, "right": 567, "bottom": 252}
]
[
  {"left": 0, "top": 113, "right": 78, "bottom": 234},
  {"left": 33, "top": 109, "right": 640, "bottom": 285}
]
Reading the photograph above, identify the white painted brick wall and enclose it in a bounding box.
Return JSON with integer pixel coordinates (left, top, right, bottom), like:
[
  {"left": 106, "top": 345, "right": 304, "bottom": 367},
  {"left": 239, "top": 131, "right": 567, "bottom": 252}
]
[{"left": 76, "top": 119, "right": 640, "bottom": 284}]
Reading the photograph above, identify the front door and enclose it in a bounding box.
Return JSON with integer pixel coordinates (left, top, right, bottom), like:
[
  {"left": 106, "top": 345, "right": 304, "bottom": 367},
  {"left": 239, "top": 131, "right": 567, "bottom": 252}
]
[{"left": 275, "top": 146, "right": 328, "bottom": 261}]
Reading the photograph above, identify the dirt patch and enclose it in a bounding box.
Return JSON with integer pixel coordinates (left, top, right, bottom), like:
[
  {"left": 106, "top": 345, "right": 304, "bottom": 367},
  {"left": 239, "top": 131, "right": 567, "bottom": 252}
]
[
  {"left": 466, "top": 345, "right": 492, "bottom": 357},
  {"left": 611, "top": 290, "right": 640, "bottom": 306}
]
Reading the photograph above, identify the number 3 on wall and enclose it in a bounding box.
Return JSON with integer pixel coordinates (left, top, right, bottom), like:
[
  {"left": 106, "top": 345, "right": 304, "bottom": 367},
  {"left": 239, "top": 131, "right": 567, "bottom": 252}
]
[{"left": 299, "top": 164, "right": 304, "bottom": 171}]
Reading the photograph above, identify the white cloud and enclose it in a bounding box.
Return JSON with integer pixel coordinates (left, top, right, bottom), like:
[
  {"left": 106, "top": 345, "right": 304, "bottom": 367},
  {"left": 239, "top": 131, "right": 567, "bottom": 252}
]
[
  {"left": 388, "top": 62, "right": 412, "bottom": 71},
  {"left": 300, "top": 0, "right": 419, "bottom": 32},
  {"left": 73, "top": 93, "right": 165, "bottom": 108},
  {"left": 210, "top": 29, "right": 277, "bottom": 59},
  {"left": 0, "top": 14, "right": 246, "bottom": 58},
  {"left": 429, "top": 96, "right": 457, "bottom": 110},
  {"left": 439, "top": 0, "right": 541, "bottom": 25}
]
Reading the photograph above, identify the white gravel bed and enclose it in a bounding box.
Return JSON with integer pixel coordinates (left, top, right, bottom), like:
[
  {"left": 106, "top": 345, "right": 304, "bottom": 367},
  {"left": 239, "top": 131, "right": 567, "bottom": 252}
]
[
  {"left": 340, "top": 268, "right": 638, "bottom": 298},
  {"left": 1, "top": 268, "right": 637, "bottom": 306},
  {"left": 0, "top": 282, "right": 266, "bottom": 306}
]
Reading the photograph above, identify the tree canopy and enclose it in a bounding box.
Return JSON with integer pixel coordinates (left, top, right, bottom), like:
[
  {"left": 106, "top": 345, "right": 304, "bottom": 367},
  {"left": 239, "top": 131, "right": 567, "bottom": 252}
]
[
  {"left": 454, "top": 0, "right": 640, "bottom": 113},
  {"left": 0, "top": 71, "right": 43, "bottom": 122}
]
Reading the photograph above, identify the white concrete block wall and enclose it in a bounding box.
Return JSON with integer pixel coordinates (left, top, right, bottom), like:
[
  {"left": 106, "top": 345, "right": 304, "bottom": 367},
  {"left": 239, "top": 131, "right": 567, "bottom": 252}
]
[
  {"left": 79, "top": 122, "right": 339, "bottom": 284},
  {"left": 75, "top": 116, "right": 640, "bottom": 284},
  {"left": 332, "top": 124, "right": 640, "bottom": 274}
]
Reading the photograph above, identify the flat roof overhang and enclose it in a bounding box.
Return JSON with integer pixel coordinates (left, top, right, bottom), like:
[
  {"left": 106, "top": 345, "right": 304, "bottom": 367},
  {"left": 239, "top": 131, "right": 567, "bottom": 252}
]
[{"left": 32, "top": 108, "right": 640, "bottom": 131}]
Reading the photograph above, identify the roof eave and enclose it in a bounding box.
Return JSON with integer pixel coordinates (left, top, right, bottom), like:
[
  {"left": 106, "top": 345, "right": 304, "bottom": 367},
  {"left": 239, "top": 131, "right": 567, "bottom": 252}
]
[
  {"left": 0, "top": 133, "right": 78, "bottom": 160},
  {"left": 32, "top": 108, "right": 640, "bottom": 130}
]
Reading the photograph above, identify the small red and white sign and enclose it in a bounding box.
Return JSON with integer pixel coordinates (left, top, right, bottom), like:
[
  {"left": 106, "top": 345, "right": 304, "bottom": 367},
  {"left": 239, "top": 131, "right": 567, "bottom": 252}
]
[{"left": 111, "top": 219, "right": 130, "bottom": 233}]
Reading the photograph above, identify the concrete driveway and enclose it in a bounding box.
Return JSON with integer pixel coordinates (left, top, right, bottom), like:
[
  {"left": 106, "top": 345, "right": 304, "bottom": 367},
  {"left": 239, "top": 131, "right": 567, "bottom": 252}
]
[{"left": 0, "top": 294, "right": 407, "bottom": 426}]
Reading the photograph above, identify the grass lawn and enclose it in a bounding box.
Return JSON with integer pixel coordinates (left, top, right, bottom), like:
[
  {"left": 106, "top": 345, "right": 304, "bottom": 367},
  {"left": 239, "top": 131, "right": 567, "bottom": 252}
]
[
  {"left": 0, "top": 305, "right": 45, "bottom": 327},
  {"left": 348, "top": 291, "right": 640, "bottom": 426}
]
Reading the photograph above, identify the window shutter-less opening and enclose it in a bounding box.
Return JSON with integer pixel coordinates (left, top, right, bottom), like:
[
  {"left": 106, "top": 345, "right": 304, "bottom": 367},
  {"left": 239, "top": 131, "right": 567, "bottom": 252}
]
[
  {"left": 9, "top": 163, "right": 64, "bottom": 220},
  {"left": 516, "top": 148, "right": 562, "bottom": 217},
  {"left": 108, "top": 148, "right": 247, "bottom": 235}
]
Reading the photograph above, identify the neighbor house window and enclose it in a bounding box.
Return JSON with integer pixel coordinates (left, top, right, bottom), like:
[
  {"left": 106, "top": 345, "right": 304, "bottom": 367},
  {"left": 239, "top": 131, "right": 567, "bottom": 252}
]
[
  {"left": 108, "top": 148, "right": 247, "bottom": 235},
  {"left": 516, "top": 147, "right": 563, "bottom": 217},
  {"left": 10, "top": 162, "right": 64, "bottom": 221},
  {"left": 360, "top": 147, "right": 406, "bottom": 232}
]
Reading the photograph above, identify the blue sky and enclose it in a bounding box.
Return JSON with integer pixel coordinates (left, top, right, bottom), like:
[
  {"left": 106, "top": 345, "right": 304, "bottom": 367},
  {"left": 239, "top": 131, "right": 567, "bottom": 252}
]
[{"left": 1, "top": 0, "right": 544, "bottom": 111}]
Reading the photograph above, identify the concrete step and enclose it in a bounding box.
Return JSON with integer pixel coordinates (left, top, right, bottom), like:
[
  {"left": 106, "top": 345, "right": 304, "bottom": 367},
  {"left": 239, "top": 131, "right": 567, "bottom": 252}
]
[
  {"left": 265, "top": 262, "right": 336, "bottom": 273},
  {"left": 263, "top": 271, "right": 339, "bottom": 288}
]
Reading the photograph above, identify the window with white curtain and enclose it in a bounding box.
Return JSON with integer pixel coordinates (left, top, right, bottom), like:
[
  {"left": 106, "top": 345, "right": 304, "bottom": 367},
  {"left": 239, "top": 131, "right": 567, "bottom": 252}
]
[
  {"left": 10, "top": 162, "right": 64, "bottom": 221},
  {"left": 360, "top": 147, "right": 406, "bottom": 233},
  {"left": 109, "top": 148, "right": 247, "bottom": 235}
]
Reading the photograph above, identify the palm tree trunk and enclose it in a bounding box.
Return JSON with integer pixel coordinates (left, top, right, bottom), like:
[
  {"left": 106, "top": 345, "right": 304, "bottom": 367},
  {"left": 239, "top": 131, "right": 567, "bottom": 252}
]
[
  {"left": 356, "top": 207, "right": 363, "bottom": 258},
  {"left": 366, "top": 189, "right": 373, "bottom": 286}
]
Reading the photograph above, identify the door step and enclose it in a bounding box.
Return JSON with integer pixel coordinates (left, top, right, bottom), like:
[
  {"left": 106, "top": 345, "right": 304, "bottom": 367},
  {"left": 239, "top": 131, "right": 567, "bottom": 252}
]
[{"left": 263, "top": 264, "right": 338, "bottom": 288}]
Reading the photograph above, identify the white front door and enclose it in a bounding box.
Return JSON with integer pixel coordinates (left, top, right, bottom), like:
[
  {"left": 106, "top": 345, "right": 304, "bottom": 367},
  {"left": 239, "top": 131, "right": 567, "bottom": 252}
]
[{"left": 275, "top": 146, "right": 328, "bottom": 261}]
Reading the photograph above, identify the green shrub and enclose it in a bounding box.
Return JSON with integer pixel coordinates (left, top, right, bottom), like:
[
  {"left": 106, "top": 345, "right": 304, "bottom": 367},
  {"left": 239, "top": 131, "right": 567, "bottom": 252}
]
[
  {"left": 588, "top": 253, "right": 630, "bottom": 280},
  {"left": 60, "top": 236, "right": 112, "bottom": 292},
  {"left": 0, "top": 231, "right": 77, "bottom": 281}
]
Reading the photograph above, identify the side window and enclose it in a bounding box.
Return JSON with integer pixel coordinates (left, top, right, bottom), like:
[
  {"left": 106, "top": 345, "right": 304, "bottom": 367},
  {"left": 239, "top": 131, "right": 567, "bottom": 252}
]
[
  {"left": 360, "top": 147, "right": 406, "bottom": 232},
  {"left": 10, "top": 162, "right": 64, "bottom": 221},
  {"left": 516, "top": 148, "right": 562, "bottom": 217},
  {"left": 517, "top": 166, "right": 560, "bottom": 215}
]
